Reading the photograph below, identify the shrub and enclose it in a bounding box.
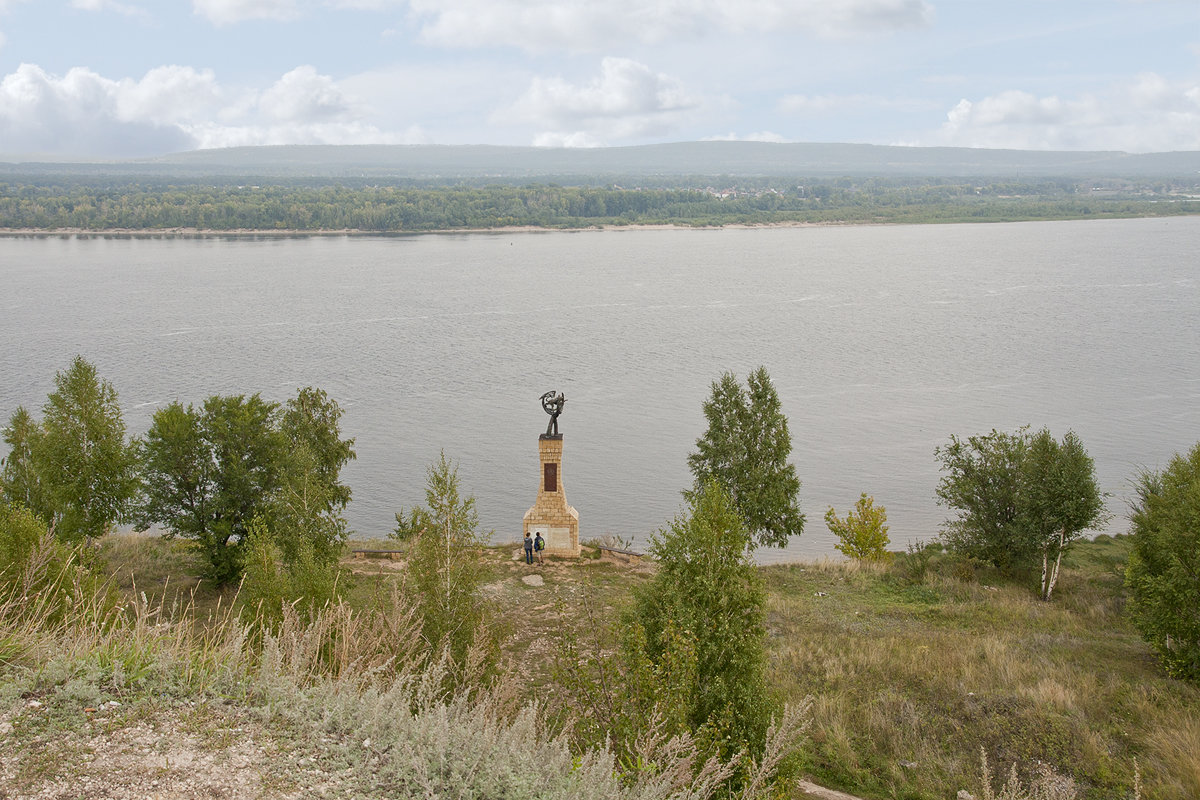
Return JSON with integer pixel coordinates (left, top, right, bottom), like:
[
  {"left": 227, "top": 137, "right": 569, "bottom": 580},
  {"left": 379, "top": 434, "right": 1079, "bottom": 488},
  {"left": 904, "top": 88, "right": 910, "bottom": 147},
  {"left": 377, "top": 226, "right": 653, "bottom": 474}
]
[
  {"left": 630, "top": 481, "right": 775, "bottom": 769},
  {"left": 1125, "top": 442, "right": 1200, "bottom": 680},
  {"left": 240, "top": 517, "right": 341, "bottom": 628},
  {"left": 825, "top": 494, "right": 891, "bottom": 562}
]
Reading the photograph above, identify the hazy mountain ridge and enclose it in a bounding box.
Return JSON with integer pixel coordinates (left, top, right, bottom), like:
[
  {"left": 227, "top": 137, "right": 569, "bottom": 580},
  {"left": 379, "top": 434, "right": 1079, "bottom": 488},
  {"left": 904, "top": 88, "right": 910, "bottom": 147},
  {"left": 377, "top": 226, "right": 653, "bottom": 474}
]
[{"left": 4, "top": 142, "right": 1200, "bottom": 181}]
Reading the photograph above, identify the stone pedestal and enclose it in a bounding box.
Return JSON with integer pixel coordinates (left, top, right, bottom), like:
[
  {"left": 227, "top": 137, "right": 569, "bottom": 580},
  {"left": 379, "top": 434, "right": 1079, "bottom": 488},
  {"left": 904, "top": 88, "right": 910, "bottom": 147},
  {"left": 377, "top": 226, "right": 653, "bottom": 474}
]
[{"left": 523, "top": 434, "right": 580, "bottom": 557}]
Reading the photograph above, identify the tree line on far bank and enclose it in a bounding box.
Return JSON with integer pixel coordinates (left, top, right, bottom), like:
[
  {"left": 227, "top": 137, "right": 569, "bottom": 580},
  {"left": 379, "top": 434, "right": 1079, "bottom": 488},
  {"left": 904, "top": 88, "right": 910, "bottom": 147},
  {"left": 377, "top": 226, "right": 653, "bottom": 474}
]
[
  {"left": 2, "top": 178, "right": 1198, "bottom": 231},
  {"left": 3, "top": 355, "right": 1200, "bottom": 794}
]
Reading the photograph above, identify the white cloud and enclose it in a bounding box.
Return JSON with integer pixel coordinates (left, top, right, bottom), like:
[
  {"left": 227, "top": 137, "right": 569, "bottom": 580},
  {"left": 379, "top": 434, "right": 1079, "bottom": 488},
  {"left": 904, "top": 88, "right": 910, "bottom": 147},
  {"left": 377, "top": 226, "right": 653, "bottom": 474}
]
[
  {"left": 192, "top": 0, "right": 304, "bottom": 25},
  {"left": 115, "top": 65, "right": 228, "bottom": 124},
  {"left": 409, "top": 0, "right": 932, "bottom": 51},
  {"left": 259, "top": 65, "right": 353, "bottom": 122},
  {"left": 502, "top": 57, "right": 701, "bottom": 146},
  {"left": 185, "top": 120, "right": 424, "bottom": 149},
  {"left": 0, "top": 64, "right": 193, "bottom": 157},
  {"left": 934, "top": 73, "right": 1200, "bottom": 152},
  {"left": 189, "top": 0, "right": 402, "bottom": 24},
  {"left": 70, "top": 0, "right": 144, "bottom": 15},
  {"left": 0, "top": 62, "right": 421, "bottom": 158},
  {"left": 703, "top": 131, "right": 789, "bottom": 143},
  {"left": 778, "top": 92, "right": 937, "bottom": 115}
]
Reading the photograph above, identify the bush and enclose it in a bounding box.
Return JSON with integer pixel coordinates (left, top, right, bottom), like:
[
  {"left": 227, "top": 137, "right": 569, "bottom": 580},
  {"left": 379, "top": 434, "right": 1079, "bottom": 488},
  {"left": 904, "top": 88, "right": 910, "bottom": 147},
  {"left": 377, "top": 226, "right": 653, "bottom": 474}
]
[
  {"left": 825, "top": 494, "right": 891, "bottom": 562},
  {"left": 935, "top": 427, "right": 1105, "bottom": 599},
  {"left": 1125, "top": 442, "right": 1200, "bottom": 680},
  {"left": 630, "top": 481, "right": 775, "bottom": 767},
  {"left": 240, "top": 517, "right": 341, "bottom": 628},
  {"left": 0, "top": 501, "right": 113, "bottom": 639}
]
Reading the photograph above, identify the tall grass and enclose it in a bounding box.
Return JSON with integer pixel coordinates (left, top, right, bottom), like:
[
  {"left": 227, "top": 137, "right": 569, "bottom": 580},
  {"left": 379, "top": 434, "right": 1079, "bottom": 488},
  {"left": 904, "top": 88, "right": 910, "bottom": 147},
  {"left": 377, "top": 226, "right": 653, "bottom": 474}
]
[
  {"left": 764, "top": 540, "right": 1200, "bottom": 799},
  {"left": 2, "top": 535, "right": 806, "bottom": 799}
]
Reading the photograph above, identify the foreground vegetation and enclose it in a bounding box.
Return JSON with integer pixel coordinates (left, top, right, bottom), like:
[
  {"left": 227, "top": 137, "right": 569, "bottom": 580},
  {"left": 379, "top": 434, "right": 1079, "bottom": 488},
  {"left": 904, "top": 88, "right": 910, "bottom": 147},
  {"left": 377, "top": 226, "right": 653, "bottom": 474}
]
[
  {"left": 2, "top": 177, "right": 1198, "bottom": 232},
  {"left": 3, "top": 527, "right": 1196, "bottom": 799},
  {"left": 5, "top": 358, "right": 1199, "bottom": 798}
]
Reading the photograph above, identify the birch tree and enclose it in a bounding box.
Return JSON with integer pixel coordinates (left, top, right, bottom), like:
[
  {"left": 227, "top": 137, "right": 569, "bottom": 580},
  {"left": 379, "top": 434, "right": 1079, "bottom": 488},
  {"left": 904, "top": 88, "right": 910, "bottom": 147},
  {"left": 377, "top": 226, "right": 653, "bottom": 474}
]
[
  {"left": 937, "top": 426, "right": 1105, "bottom": 598},
  {"left": 402, "top": 452, "right": 494, "bottom": 682},
  {"left": 688, "top": 367, "right": 804, "bottom": 549},
  {"left": 1020, "top": 429, "right": 1107, "bottom": 601},
  {"left": 31, "top": 356, "right": 137, "bottom": 543}
]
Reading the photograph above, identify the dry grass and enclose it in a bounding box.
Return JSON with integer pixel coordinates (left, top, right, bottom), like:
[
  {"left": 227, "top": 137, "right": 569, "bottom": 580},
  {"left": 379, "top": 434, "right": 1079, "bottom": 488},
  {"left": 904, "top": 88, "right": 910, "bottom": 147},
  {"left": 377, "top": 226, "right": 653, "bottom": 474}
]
[
  {"left": 10, "top": 530, "right": 1195, "bottom": 800},
  {"left": 763, "top": 539, "right": 1200, "bottom": 800},
  {"left": 2, "top": 534, "right": 806, "bottom": 800}
]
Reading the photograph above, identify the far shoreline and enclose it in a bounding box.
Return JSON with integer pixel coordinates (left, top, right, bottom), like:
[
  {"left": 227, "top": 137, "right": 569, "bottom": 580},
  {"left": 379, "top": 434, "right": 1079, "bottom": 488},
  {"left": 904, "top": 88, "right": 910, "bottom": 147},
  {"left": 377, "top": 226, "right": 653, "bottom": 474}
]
[
  {"left": 2, "top": 215, "right": 1191, "bottom": 238},
  {"left": 0, "top": 221, "right": 852, "bottom": 237}
]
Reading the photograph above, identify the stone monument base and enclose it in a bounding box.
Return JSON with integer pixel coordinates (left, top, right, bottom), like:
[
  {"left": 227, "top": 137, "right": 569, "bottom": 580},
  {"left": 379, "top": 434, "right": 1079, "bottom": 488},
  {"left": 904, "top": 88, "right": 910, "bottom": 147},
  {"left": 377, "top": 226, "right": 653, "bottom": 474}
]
[{"left": 523, "top": 434, "right": 580, "bottom": 558}]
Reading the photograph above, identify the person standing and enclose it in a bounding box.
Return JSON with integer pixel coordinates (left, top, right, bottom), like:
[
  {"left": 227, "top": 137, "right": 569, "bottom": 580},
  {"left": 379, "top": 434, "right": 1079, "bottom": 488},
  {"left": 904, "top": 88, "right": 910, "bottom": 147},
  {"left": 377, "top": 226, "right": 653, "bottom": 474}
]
[
  {"left": 534, "top": 532, "right": 545, "bottom": 564},
  {"left": 523, "top": 532, "right": 534, "bottom": 564}
]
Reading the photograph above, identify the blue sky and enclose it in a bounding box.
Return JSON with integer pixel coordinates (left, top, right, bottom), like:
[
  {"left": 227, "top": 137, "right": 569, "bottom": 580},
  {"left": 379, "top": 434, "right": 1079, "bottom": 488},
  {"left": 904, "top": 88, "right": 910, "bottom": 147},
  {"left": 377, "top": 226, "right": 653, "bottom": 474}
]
[{"left": 1, "top": 0, "right": 1198, "bottom": 159}]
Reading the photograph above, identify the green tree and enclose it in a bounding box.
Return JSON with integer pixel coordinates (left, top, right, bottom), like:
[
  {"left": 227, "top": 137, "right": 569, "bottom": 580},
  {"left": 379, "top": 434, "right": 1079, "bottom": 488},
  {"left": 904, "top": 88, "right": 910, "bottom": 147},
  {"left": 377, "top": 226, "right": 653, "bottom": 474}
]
[
  {"left": 398, "top": 452, "right": 495, "bottom": 683},
  {"left": 136, "top": 394, "right": 284, "bottom": 583},
  {"left": 935, "top": 428, "right": 1032, "bottom": 571},
  {"left": 935, "top": 427, "right": 1106, "bottom": 590},
  {"left": 1125, "top": 442, "right": 1200, "bottom": 680},
  {"left": 1020, "top": 429, "right": 1107, "bottom": 600},
  {"left": 629, "top": 480, "right": 773, "bottom": 762},
  {"left": 687, "top": 367, "right": 804, "bottom": 548},
  {"left": 280, "top": 387, "right": 355, "bottom": 513},
  {"left": 33, "top": 356, "right": 137, "bottom": 543},
  {"left": 239, "top": 516, "right": 341, "bottom": 627},
  {"left": 825, "top": 493, "right": 891, "bottom": 561},
  {"left": 274, "top": 387, "right": 356, "bottom": 567},
  {"left": 0, "top": 406, "right": 49, "bottom": 517}
]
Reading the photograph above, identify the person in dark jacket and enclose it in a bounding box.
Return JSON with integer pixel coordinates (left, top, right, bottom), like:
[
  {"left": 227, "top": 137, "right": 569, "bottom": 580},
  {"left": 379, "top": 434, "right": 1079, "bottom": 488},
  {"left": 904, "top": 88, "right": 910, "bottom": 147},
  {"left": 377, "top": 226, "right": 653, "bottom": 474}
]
[{"left": 523, "top": 532, "right": 534, "bottom": 564}]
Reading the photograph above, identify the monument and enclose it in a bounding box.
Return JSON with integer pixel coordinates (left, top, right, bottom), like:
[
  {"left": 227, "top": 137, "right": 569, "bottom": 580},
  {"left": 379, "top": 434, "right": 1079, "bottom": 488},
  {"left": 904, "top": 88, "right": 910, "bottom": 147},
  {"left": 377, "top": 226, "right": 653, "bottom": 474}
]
[{"left": 523, "top": 391, "right": 580, "bottom": 558}]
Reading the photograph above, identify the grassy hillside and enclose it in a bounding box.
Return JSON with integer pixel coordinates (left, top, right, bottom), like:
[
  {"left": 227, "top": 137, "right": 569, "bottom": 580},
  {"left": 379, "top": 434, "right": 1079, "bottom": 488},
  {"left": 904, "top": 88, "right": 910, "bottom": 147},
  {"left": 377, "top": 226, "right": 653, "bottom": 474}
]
[{"left": 2, "top": 533, "right": 1196, "bottom": 799}]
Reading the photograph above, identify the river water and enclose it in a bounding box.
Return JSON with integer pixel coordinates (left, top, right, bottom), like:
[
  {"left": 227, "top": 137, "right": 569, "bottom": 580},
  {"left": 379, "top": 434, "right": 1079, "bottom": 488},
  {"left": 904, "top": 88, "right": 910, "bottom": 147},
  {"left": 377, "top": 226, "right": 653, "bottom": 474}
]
[{"left": 2, "top": 217, "right": 1198, "bottom": 561}]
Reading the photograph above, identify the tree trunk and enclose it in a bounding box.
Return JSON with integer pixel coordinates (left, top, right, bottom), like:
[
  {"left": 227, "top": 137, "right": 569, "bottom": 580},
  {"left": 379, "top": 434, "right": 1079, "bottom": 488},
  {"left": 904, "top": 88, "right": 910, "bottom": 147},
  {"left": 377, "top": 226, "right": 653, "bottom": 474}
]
[{"left": 1043, "top": 529, "right": 1067, "bottom": 601}]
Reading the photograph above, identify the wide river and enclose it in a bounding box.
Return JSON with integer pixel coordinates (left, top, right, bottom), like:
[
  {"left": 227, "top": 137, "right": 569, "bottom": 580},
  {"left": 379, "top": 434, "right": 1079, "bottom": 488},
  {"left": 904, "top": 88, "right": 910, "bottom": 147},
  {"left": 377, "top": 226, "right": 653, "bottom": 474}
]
[{"left": 2, "top": 217, "right": 1198, "bottom": 561}]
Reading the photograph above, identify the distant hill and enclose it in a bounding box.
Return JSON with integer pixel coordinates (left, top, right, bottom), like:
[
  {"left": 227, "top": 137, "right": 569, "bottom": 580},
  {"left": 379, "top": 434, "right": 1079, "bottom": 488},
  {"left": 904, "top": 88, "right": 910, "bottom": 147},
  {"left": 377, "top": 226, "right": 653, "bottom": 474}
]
[{"left": 4, "top": 141, "right": 1200, "bottom": 182}]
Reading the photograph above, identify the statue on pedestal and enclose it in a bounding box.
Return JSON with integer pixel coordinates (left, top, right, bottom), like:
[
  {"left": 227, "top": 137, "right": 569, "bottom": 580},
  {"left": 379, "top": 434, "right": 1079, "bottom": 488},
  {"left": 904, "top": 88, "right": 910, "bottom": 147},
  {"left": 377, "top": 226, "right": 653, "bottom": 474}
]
[{"left": 540, "top": 391, "right": 566, "bottom": 437}]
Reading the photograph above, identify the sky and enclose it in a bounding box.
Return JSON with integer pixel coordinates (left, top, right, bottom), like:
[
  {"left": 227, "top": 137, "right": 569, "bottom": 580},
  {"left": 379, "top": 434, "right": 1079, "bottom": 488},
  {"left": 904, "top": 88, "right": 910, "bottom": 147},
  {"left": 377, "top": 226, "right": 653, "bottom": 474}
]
[{"left": 0, "top": 0, "right": 1198, "bottom": 160}]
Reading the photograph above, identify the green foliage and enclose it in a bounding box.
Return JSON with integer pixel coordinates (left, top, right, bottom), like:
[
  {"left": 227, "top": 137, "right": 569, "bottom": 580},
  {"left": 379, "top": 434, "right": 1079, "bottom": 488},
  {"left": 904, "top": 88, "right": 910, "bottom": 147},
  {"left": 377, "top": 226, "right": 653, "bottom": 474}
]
[
  {"left": 935, "top": 427, "right": 1105, "bottom": 589},
  {"left": 279, "top": 387, "right": 356, "bottom": 514},
  {"left": 135, "top": 386, "right": 354, "bottom": 585},
  {"left": 551, "top": 602, "right": 702, "bottom": 775},
  {"left": 1, "top": 177, "right": 1197, "bottom": 232},
  {"left": 273, "top": 388, "right": 356, "bottom": 567},
  {"left": 688, "top": 367, "right": 804, "bottom": 548},
  {"left": 825, "top": 494, "right": 891, "bottom": 561},
  {"left": 0, "top": 406, "right": 49, "bottom": 517},
  {"left": 1125, "top": 442, "right": 1200, "bottom": 681},
  {"left": 630, "top": 481, "right": 774, "bottom": 764},
  {"left": 391, "top": 506, "right": 429, "bottom": 542},
  {"left": 5, "top": 357, "right": 138, "bottom": 543},
  {"left": 0, "top": 501, "right": 111, "bottom": 631},
  {"left": 1020, "top": 429, "right": 1108, "bottom": 600},
  {"left": 240, "top": 517, "right": 341, "bottom": 628},
  {"left": 401, "top": 452, "right": 496, "bottom": 685},
  {"left": 936, "top": 428, "right": 1032, "bottom": 571},
  {"left": 136, "top": 394, "right": 284, "bottom": 584}
]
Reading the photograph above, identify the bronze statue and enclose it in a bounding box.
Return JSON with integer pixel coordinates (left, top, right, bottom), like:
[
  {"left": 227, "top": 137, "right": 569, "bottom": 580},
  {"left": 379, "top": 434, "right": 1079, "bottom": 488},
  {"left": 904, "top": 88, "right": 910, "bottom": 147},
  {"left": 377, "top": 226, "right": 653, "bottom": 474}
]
[{"left": 541, "top": 391, "right": 566, "bottom": 436}]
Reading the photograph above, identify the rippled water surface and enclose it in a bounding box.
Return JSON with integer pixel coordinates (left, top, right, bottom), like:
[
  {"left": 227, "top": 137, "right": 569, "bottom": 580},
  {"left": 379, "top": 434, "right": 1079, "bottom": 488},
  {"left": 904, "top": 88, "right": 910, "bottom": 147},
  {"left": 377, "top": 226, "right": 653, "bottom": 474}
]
[{"left": 3, "top": 218, "right": 1198, "bottom": 561}]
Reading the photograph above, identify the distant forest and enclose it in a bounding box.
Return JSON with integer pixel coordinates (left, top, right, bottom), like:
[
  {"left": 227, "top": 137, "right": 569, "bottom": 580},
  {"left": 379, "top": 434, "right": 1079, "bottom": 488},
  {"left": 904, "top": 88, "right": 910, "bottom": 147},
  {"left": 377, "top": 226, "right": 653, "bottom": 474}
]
[{"left": 2, "top": 176, "right": 1198, "bottom": 231}]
